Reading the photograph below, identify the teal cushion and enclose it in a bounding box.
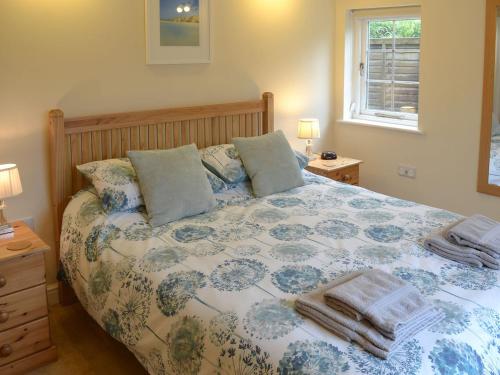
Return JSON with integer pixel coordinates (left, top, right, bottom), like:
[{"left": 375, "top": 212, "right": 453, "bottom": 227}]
[
  {"left": 233, "top": 130, "right": 304, "bottom": 197},
  {"left": 128, "top": 144, "right": 216, "bottom": 227}
]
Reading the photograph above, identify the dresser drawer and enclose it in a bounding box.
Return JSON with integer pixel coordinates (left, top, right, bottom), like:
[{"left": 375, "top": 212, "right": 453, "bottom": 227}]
[
  {"left": 0, "top": 345, "right": 57, "bottom": 375},
  {"left": 0, "top": 253, "right": 45, "bottom": 297},
  {"left": 0, "top": 285, "right": 47, "bottom": 332},
  {"left": 0, "top": 317, "right": 51, "bottom": 366}
]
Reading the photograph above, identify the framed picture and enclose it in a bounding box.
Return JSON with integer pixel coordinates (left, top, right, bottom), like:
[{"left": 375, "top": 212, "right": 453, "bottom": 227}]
[{"left": 145, "top": 0, "right": 211, "bottom": 64}]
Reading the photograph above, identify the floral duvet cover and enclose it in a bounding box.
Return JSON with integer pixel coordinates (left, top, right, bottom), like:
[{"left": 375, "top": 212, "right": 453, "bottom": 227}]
[{"left": 60, "top": 172, "right": 499, "bottom": 375}]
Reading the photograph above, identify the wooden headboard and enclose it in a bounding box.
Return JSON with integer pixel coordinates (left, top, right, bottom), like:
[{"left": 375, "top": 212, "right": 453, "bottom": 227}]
[{"left": 49, "top": 92, "right": 274, "bottom": 264}]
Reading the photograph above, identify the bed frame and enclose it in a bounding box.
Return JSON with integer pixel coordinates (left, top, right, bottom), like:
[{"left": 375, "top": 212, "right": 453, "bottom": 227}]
[{"left": 49, "top": 92, "right": 274, "bottom": 304}]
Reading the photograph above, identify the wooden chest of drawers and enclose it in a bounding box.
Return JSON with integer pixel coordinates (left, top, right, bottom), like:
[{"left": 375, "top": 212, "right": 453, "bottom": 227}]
[
  {"left": 0, "top": 222, "right": 57, "bottom": 374},
  {"left": 306, "top": 156, "right": 362, "bottom": 186}
]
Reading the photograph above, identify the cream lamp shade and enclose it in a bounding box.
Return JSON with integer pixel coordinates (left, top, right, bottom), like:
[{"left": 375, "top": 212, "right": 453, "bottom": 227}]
[
  {"left": 297, "top": 119, "right": 321, "bottom": 140},
  {"left": 0, "top": 164, "right": 23, "bottom": 237},
  {"left": 0, "top": 164, "right": 22, "bottom": 200},
  {"left": 0, "top": 164, "right": 28, "bottom": 246}
]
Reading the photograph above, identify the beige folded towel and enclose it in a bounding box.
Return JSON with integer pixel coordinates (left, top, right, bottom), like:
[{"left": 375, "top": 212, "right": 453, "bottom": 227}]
[
  {"left": 324, "top": 269, "right": 436, "bottom": 339},
  {"left": 295, "top": 273, "right": 443, "bottom": 359}
]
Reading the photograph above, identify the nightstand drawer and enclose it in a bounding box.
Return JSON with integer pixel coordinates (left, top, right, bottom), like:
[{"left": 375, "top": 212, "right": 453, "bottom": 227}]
[
  {"left": 328, "top": 165, "right": 359, "bottom": 184},
  {"left": 0, "top": 253, "right": 45, "bottom": 297},
  {"left": 307, "top": 165, "right": 359, "bottom": 184},
  {"left": 0, "top": 317, "right": 51, "bottom": 366},
  {"left": 0, "top": 285, "right": 48, "bottom": 331}
]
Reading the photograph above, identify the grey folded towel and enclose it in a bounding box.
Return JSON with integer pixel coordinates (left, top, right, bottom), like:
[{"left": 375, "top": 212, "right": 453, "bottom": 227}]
[
  {"left": 323, "top": 269, "right": 436, "bottom": 339},
  {"left": 424, "top": 232, "right": 500, "bottom": 270},
  {"left": 295, "top": 273, "right": 444, "bottom": 359},
  {"left": 446, "top": 215, "right": 500, "bottom": 258}
]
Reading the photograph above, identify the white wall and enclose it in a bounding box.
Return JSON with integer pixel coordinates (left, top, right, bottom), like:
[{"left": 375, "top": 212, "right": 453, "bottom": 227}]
[
  {"left": 333, "top": 0, "right": 500, "bottom": 220},
  {"left": 0, "top": 0, "right": 333, "bottom": 284}
]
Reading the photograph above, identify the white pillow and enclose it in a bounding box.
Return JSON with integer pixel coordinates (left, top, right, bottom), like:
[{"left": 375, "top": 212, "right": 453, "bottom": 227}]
[{"left": 77, "top": 159, "right": 144, "bottom": 214}]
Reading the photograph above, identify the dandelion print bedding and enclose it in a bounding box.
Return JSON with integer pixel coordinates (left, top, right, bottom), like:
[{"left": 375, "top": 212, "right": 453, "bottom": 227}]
[{"left": 60, "top": 171, "right": 499, "bottom": 375}]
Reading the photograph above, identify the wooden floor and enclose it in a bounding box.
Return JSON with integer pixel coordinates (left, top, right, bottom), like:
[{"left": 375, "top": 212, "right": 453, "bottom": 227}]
[{"left": 28, "top": 303, "right": 147, "bottom": 375}]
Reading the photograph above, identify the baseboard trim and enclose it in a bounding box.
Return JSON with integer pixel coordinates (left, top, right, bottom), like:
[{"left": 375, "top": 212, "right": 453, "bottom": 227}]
[{"left": 47, "top": 282, "right": 59, "bottom": 306}]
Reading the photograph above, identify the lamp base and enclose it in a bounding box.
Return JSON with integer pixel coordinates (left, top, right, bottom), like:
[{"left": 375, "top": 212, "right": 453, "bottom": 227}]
[
  {"left": 305, "top": 140, "right": 317, "bottom": 160},
  {"left": 0, "top": 203, "right": 12, "bottom": 236}
]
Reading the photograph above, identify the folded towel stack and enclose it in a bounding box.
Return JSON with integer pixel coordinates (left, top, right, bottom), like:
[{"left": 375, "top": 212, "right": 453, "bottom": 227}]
[
  {"left": 295, "top": 269, "right": 443, "bottom": 359},
  {"left": 424, "top": 214, "right": 500, "bottom": 269}
]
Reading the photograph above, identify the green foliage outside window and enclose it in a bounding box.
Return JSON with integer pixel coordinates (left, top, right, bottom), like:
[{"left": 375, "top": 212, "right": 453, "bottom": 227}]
[{"left": 369, "top": 19, "right": 421, "bottom": 39}]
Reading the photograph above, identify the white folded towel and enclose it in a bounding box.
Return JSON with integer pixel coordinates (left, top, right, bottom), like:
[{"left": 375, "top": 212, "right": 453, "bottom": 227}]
[
  {"left": 295, "top": 271, "right": 443, "bottom": 359},
  {"left": 446, "top": 215, "right": 500, "bottom": 258}
]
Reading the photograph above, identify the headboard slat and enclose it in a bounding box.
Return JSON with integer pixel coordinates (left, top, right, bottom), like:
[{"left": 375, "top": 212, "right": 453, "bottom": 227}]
[
  {"left": 70, "top": 134, "right": 83, "bottom": 194},
  {"left": 219, "top": 117, "right": 226, "bottom": 144},
  {"left": 204, "top": 118, "right": 212, "bottom": 147},
  {"left": 121, "top": 127, "right": 131, "bottom": 156},
  {"left": 232, "top": 115, "right": 239, "bottom": 138},
  {"left": 226, "top": 116, "right": 233, "bottom": 142},
  {"left": 102, "top": 130, "right": 112, "bottom": 160},
  {"left": 49, "top": 93, "right": 274, "bottom": 295},
  {"left": 156, "top": 124, "right": 165, "bottom": 149},
  {"left": 182, "top": 120, "right": 190, "bottom": 146},
  {"left": 139, "top": 126, "right": 148, "bottom": 150},
  {"left": 239, "top": 114, "right": 245, "bottom": 137},
  {"left": 111, "top": 129, "right": 121, "bottom": 158}
]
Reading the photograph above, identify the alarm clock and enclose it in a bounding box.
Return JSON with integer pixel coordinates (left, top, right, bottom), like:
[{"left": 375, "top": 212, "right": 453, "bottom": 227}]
[{"left": 321, "top": 151, "right": 337, "bottom": 160}]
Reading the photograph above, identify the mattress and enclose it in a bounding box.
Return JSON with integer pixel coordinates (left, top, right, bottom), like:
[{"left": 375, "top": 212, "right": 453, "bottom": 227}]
[{"left": 60, "top": 171, "right": 499, "bottom": 375}]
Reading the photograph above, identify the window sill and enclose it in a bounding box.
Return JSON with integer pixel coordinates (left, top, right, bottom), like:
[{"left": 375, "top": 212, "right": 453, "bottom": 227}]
[{"left": 339, "top": 119, "right": 424, "bottom": 135}]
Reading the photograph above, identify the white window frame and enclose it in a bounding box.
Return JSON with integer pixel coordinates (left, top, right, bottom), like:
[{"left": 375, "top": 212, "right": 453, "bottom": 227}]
[{"left": 348, "top": 7, "right": 421, "bottom": 129}]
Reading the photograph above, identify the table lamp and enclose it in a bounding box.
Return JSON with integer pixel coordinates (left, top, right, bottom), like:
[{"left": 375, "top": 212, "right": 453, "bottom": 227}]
[
  {"left": 298, "top": 118, "right": 320, "bottom": 159},
  {"left": 0, "top": 164, "right": 23, "bottom": 236}
]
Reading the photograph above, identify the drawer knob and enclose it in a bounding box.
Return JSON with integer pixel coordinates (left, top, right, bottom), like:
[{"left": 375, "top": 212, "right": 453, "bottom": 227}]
[
  {"left": 0, "top": 311, "right": 9, "bottom": 323},
  {"left": 0, "top": 344, "right": 12, "bottom": 357},
  {"left": 342, "top": 174, "right": 352, "bottom": 182},
  {"left": 0, "top": 274, "right": 6, "bottom": 288}
]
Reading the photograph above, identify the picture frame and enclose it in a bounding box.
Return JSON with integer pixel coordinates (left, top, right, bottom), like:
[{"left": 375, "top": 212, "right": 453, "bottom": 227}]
[{"left": 145, "top": 0, "right": 211, "bottom": 64}]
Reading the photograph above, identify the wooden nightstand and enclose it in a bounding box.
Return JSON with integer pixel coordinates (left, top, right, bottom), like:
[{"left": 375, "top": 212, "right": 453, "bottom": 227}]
[
  {"left": 306, "top": 156, "right": 363, "bottom": 185},
  {"left": 0, "top": 221, "right": 57, "bottom": 374}
]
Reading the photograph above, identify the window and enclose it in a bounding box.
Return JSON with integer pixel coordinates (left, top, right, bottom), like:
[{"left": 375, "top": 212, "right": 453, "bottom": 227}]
[{"left": 347, "top": 7, "right": 421, "bottom": 128}]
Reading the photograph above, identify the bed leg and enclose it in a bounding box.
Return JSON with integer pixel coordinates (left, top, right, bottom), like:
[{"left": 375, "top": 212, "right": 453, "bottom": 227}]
[{"left": 58, "top": 281, "right": 77, "bottom": 306}]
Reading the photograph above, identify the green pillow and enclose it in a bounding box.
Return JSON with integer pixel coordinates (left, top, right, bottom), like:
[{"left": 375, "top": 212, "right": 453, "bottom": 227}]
[
  {"left": 128, "top": 144, "right": 216, "bottom": 227},
  {"left": 233, "top": 130, "right": 304, "bottom": 197}
]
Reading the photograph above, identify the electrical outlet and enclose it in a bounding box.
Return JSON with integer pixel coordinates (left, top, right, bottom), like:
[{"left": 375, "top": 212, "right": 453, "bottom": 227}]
[{"left": 398, "top": 165, "right": 416, "bottom": 179}]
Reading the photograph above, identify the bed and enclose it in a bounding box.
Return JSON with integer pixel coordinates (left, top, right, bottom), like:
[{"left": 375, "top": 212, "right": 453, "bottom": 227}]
[{"left": 50, "top": 94, "right": 499, "bottom": 375}]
